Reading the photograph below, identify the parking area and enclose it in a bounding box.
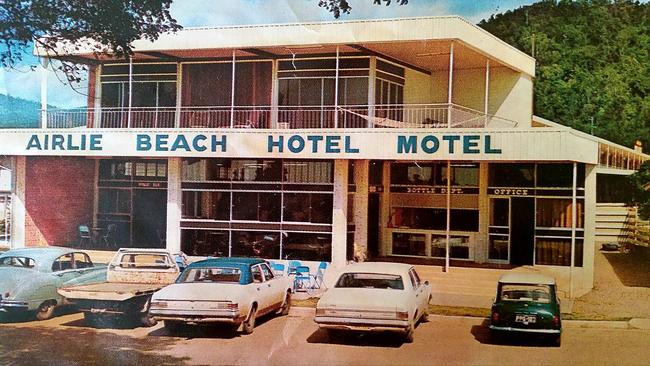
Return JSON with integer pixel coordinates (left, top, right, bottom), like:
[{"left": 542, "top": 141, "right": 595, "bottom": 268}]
[{"left": 2, "top": 309, "right": 650, "bottom": 365}]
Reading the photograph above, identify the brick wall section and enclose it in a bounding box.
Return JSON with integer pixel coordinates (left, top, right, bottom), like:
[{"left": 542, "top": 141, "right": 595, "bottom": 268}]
[{"left": 25, "top": 157, "right": 95, "bottom": 247}]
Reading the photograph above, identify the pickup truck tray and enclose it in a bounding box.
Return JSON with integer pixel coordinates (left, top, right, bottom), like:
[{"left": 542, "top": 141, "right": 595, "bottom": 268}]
[{"left": 59, "top": 282, "right": 166, "bottom": 302}]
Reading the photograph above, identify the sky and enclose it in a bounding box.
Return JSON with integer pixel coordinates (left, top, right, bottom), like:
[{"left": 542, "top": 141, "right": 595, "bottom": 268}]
[{"left": 0, "top": 0, "right": 538, "bottom": 109}]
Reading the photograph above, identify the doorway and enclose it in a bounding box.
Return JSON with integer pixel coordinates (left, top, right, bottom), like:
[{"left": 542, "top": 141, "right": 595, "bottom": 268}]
[
  {"left": 510, "top": 197, "right": 535, "bottom": 265},
  {"left": 132, "top": 189, "right": 167, "bottom": 248}
]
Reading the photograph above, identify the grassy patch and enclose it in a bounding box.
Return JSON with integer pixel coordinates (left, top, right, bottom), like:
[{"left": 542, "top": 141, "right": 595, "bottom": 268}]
[
  {"left": 291, "top": 297, "right": 319, "bottom": 308},
  {"left": 428, "top": 304, "right": 490, "bottom": 318}
]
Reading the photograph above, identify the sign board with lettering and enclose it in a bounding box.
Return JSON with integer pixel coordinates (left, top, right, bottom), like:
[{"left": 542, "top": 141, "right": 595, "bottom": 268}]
[{"left": 0, "top": 129, "right": 598, "bottom": 163}]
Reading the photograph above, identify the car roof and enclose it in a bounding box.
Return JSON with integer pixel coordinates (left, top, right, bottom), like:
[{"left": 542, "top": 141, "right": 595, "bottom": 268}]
[
  {"left": 340, "top": 261, "right": 413, "bottom": 275},
  {"left": 0, "top": 246, "right": 79, "bottom": 271},
  {"left": 185, "top": 257, "right": 265, "bottom": 269},
  {"left": 498, "top": 273, "right": 556, "bottom": 285}
]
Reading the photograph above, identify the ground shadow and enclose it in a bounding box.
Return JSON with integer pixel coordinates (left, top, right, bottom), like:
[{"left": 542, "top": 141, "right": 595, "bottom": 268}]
[
  {"left": 148, "top": 311, "right": 276, "bottom": 340},
  {"left": 0, "top": 305, "right": 78, "bottom": 324},
  {"left": 470, "top": 321, "right": 557, "bottom": 348},
  {"left": 602, "top": 247, "right": 650, "bottom": 288},
  {"left": 306, "top": 327, "right": 404, "bottom": 348},
  {"left": 0, "top": 324, "right": 190, "bottom": 365}
]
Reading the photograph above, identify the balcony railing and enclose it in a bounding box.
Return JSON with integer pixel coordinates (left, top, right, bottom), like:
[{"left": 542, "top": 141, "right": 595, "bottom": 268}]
[{"left": 44, "top": 104, "right": 518, "bottom": 129}]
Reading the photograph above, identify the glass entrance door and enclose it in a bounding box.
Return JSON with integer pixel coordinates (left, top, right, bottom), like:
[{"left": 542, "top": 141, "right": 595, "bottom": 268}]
[{"left": 488, "top": 198, "right": 510, "bottom": 262}]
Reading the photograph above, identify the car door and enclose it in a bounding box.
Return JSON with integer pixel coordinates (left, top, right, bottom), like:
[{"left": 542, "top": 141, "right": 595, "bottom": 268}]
[
  {"left": 51, "top": 253, "right": 81, "bottom": 284},
  {"left": 408, "top": 268, "right": 427, "bottom": 316},
  {"left": 250, "top": 264, "right": 272, "bottom": 313},
  {"left": 411, "top": 268, "right": 430, "bottom": 313},
  {"left": 260, "top": 263, "right": 283, "bottom": 307}
]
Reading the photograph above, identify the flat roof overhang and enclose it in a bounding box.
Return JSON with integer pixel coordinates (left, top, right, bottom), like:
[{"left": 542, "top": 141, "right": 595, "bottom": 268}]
[
  {"left": 34, "top": 16, "right": 536, "bottom": 77},
  {"left": 0, "top": 128, "right": 596, "bottom": 163}
]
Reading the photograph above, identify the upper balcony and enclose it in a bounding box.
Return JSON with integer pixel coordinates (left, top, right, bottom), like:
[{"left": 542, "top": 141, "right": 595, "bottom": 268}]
[{"left": 36, "top": 16, "right": 535, "bottom": 130}]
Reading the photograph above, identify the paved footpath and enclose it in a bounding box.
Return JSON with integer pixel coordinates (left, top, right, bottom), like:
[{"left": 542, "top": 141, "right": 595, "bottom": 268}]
[{"left": 2, "top": 310, "right": 650, "bottom": 365}]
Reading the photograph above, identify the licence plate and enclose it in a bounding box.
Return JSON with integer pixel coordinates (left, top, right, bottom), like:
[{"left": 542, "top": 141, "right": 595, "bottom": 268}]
[{"left": 515, "top": 314, "right": 537, "bottom": 324}]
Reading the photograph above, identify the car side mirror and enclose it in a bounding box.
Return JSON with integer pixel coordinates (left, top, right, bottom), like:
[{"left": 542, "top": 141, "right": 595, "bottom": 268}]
[{"left": 424, "top": 280, "right": 429, "bottom": 287}]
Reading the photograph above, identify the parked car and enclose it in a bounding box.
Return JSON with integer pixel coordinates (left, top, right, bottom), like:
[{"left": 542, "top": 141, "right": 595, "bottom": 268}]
[
  {"left": 314, "top": 262, "right": 431, "bottom": 343},
  {"left": 489, "top": 273, "right": 562, "bottom": 346},
  {"left": 149, "top": 257, "right": 293, "bottom": 334},
  {"left": 58, "top": 248, "right": 183, "bottom": 327},
  {"left": 0, "top": 247, "right": 107, "bottom": 320}
]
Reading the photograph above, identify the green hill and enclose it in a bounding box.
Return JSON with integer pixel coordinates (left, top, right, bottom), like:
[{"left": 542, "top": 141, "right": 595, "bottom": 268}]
[
  {"left": 480, "top": 0, "right": 650, "bottom": 148},
  {"left": 0, "top": 94, "right": 41, "bottom": 128}
]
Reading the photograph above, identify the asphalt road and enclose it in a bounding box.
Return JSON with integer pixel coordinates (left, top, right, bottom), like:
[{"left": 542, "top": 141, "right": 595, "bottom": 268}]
[{"left": 1, "top": 310, "right": 650, "bottom": 366}]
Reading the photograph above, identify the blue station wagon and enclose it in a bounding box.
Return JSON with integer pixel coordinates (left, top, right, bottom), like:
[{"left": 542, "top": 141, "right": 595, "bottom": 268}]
[{"left": 0, "top": 247, "right": 107, "bottom": 320}]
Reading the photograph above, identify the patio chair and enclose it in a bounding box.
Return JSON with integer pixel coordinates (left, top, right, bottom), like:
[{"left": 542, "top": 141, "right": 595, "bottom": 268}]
[
  {"left": 78, "top": 225, "right": 91, "bottom": 248},
  {"left": 271, "top": 262, "right": 286, "bottom": 276},
  {"left": 293, "top": 265, "right": 313, "bottom": 292},
  {"left": 287, "top": 260, "right": 301, "bottom": 274},
  {"left": 313, "top": 261, "right": 328, "bottom": 289},
  {"left": 102, "top": 224, "right": 118, "bottom": 249}
]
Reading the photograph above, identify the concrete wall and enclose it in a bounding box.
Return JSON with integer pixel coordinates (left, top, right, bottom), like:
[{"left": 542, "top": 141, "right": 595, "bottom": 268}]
[
  {"left": 488, "top": 67, "right": 533, "bottom": 127},
  {"left": 24, "top": 157, "right": 95, "bottom": 246}
]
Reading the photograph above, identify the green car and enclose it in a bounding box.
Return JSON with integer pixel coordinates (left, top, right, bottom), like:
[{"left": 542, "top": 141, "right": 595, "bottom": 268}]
[
  {"left": 489, "top": 273, "right": 562, "bottom": 347},
  {"left": 0, "top": 247, "right": 107, "bottom": 320}
]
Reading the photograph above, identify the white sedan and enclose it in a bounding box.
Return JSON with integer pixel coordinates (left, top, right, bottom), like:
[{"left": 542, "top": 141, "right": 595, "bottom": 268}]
[
  {"left": 314, "top": 262, "right": 431, "bottom": 342},
  {"left": 149, "top": 257, "right": 293, "bottom": 334}
]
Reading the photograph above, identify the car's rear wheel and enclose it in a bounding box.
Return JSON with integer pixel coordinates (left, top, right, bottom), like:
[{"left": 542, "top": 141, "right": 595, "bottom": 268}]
[
  {"left": 35, "top": 301, "right": 56, "bottom": 320},
  {"left": 164, "top": 320, "right": 183, "bottom": 333},
  {"left": 84, "top": 312, "right": 113, "bottom": 328},
  {"left": 242, "top": 305, "right": 257, "bottom": 334},
  {"left": 325, "top": 328, "right": 347, "bottom": 341},
  {"left": 404, "top": 324, "right": 415, "bottom": 343},
  {"left": 551, "top": 334, "right": 561, "bottom": 347},
  {"left": 278, "top": 291, "right": 291, "bottom": 316}
]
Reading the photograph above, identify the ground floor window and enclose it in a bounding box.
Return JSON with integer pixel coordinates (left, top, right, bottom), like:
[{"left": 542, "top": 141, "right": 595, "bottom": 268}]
[{"left": 181, "top": 229, "right": 331, "bottom": 261}]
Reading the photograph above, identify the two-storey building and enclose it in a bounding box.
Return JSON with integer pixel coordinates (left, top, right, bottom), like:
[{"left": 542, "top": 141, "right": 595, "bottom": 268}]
[{"left": 0, "top": 16, "right": 645, "bottom": 296}]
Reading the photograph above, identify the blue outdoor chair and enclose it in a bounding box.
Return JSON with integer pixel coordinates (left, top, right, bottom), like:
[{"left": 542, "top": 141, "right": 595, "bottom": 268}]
[
  {"left": 313, "top": 261, "right": 328, "bottom": 289},
  {"left": 287, "top": 260, "right": 301, "bottom": 274},
  {"left": 271, "top": 262, "right": 286, "bottom": 275},
  {"left": 293, "top": 265, "right": 312, "bottom": 292}
]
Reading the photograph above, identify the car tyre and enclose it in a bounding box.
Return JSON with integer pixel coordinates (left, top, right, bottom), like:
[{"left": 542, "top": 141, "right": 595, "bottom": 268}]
[
  {"left": 84, "top": 312, "right": 111, "bottom": 328},
  {"left": 278, "top": 291, "right": 291, "bottom": 316},
  {"left": 140, "top": 312, "right": 158, "bottom": 327},
  {"left": 551, "top": 334, "right": 561, "bottom": 347},
  {"left": 404, "top": 324, "right": 415, "bottom": 343},
  {"left": 164, "top": 320, "right": 183, "bottom": 333},
  {"left": 242, "top": 305, "right": 257, "bottom": 334},
  {"left": 35, "top": 301, "right": 55, "bottom": 320},
  {"left": 325, "top": 328, "right": 347, "bottom": 341}
]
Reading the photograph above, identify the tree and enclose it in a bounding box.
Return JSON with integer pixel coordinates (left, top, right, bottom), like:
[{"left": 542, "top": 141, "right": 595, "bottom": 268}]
[
  {"left": 480, "top": 0, "right": 650, "bottom": 148},
  {"left": 0, "top": 0, "right": 181, "bottom": 82},
  {"left": 628, "top": 160, "right": 650, "bottom": 219},
  {"left": 318, "top": 0, "right": 408, "bottom": 18}
]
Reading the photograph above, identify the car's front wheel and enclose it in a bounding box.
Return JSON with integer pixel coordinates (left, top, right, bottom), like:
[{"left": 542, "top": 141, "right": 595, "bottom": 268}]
[
  {"left": 278, "top": 291, "right": 291, "bottom": 316},
  {"left": 242, "top": 305, "right": 257, "bottom": 334},
  {"left": 164, "top": 320, "right": 183, "bottom": 333},
  {"left": 35, "top": 301, "right": 56, "bottom": 320}
]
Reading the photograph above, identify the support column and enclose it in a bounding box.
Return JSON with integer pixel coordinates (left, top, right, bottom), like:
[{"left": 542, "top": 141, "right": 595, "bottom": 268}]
[
  {"left": 166, "top": 158, "right": 182, "bottom": 253},
  {"left": 353, "top": 160, "right": 369, "bottom": 261},
  {"left": 447, "top": 42, "right": 454, "bottom": 128},
  {"left": 476, "top": 162, "right": 490, "bottom": 263},
  {"left": 127, "top": 57, "right": 133, "bottom": 128},
  {"left": 379, "top": 162, "right": 391, "bottom": 256},
  {"left": 230, "top": 50, "right": 236, "bottom": 128},
  {"left": 334, "top": 46, "right": 340, "bottom": 128},
  {"left": 582, "top": 164, "right": 597, "bottom": 293},
  {"left": 331, "top": 160, "right": 349, "bottom": 267},
  {"left": 174, "top": 63, "right": 182, "bottom": 128},
  {"left": 569, "top": 162, "right": 578, "bottom": 298},
  {"left": 93, "top": 65, "right": 102, "bottom": 128},
  {"left": 40, "top": 58, "right": 49, "bottom": 129},
  {"left": 367, "top": 57, "right": 377, "bottom": 128},
  {"left": 270, "top": 59, "right": 279, "bottom": 128},
  {"left": 11, "top": 156, "right": 26, "bottom": 249}
]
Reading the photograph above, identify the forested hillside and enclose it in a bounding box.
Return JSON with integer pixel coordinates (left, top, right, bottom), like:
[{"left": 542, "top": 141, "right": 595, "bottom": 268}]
[
  {"left": 480, "top": 0, "right": 650, "bottom": 147},
  {"left": 0, "top": 94, "right": 40, "bottom": 128}
]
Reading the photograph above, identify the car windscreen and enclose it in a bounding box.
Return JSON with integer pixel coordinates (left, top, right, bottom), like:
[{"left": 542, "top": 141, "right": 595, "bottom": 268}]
[
  {"left": 118, "top": 254, "right": 173, "bottom": 269},
  {"left": 335, "top": 272, "right": 404, "bottom": 290},
  {"left": 0, "top": 256, "right": 36, "bottom": 268},
  {"left": 500, "top": 284, "right": 552, "bottom": 303},
  {"left": 178, "top": 267, "right": 242, "bottom": 283}
]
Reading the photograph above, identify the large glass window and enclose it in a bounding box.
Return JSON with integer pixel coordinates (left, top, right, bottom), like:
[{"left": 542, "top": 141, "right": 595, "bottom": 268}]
[
  {"left": 283, "top": 233, "right": 331, "bottom": 261},
  {"left": 431, "top": 234, "right": 470, "bottom": 259},
  {"left": 392, "top": 233, "right": 426, "bottom": 256},
  {"left": 182, "top": 191, "right": 230, "bottom": 220},
  {"left": 489, "top": 164, "right": 535, "bottom": 187},
  {"left": 98, "top": 189, "right": 131, "bottom": 214},
  {"left": 389, "top": 208, "right": 478, "bottom": 232},
  {"left": 536, "top": 199, "right": 584, "bottom": 228},
  {"left": 390, "top": 163, "right": 478, "bottom": 187},
  {"left": 535, "top": 239, "right": 583, "bottom": 267}
]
